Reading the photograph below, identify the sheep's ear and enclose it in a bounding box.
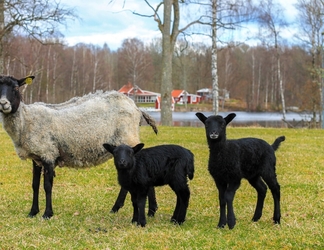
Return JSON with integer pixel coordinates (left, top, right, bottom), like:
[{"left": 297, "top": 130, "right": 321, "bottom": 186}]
[
  {"left": 133, "top": 143, "right": 144, "bottom": 154},
  {"left": 103, "top": 144, "right": 116, "bottom": 154},
  {"left": 224, "top": 113, "right": 236, "bottom": 125},
  {"left": 17, "top": 76, "right": 35, "bottom": 87},
  {"left": 196, "top": 112, "right": 207, "bottom": 124}
]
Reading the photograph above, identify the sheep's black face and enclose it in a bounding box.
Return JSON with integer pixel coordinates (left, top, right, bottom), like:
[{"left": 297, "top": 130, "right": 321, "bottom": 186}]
[
  {"left": 205, "top": 116, "right": 226, "bottom": 140},
  {"left": 112, "top": 145, "right": 135, "bottom": 170},
  {"left": 103, "top": 143, "right": 144, "bottom": 170},
  {"left": 196, "top": 112, "right": 236, "bottom": 141},
  {"left": 0, "top": 75, "right": 34, "bottom": 114}
]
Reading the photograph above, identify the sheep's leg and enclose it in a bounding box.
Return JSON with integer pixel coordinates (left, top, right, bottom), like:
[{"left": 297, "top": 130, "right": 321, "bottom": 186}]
[
  {"left": 130, "top": 191, "right": 139, "bottom": 224},
  {"left": 216, "top": 182, "right": 227, "bottom": 228},
  {"left": 110, "top": 187, "right": 128, "bottom": 213},
  {"left": 262, "top": 175, "right": 281, "bottom": 224},
  {"left": 136, "top": 192, "right": 147, "bottom": 227},
  {"left": 147, "top": 186, "right": 158, "bottom": 217},
  {"left": 248, "top": 176, "right": 267, "bottom": 222},
  {"left": 224, "top": 181, "right": 240, "bottom": 229},
  {"left": 171, "top": 187, "right": 190, "bottom": 225},
  {"left": 28, "top": 161, "right": 42, "bottom": 217},
  {"left": 42, "top": 162, "right": 55, "bottom": 219}
]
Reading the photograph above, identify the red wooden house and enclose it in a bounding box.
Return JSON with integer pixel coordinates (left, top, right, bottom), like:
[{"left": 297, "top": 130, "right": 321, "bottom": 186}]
[
  {"left": 172, "top": 90, "right": 201, "bottom": 104},
  {"left": 118, "top": 82, "right": 160, "bottom": 103}
]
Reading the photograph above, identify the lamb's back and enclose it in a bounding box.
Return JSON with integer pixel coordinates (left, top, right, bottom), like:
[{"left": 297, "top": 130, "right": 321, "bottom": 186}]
[{"left": 208, "top": 138, "right": 275, "bottom": 181}]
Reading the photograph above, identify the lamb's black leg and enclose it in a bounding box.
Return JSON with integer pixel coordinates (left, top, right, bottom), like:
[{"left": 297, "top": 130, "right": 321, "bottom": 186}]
[
  {"left": 110, "top": 187, "right": 128, "bottom": 213},
  {"left": 225, "top": 181, "right": 240, "bottom": 229},
  {"left": 28, "top": 161, "right": 42, "bottom": 217},
  {"left": 147, "top": 186, "right": 158, "bottom": 217},
  {"left": 136, "top": 191, "right": 148, "bottom": 227},
  {"left": 171, "top": 187, "right": 190, "bottom": 225},
  {"left": 248, "top": 176, "right": 267, "bottom": 222},
  {"left": 42, "top": 162, "right": 54, "bottom": 219},
  {"left": 216, "top": 182, "right": 227, "bottom": 228},
  {"left": 262, "top": 175, "right": 281, "bottom": 224},
  {"left": 130, "top": 191, "right": 139, "bottom": 224}
]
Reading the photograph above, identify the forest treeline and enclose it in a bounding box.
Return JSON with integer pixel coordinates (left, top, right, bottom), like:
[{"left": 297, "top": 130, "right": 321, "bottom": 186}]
[{"left": 3, "top": 35, "right": 318, "bottom": 112}]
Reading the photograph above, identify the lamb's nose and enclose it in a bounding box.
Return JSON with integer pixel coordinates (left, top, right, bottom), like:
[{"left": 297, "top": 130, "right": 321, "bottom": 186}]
[
  {"left": 210, "top": 131, "right": 219, "bottom": 139},
  {"left": 119, "top": 159, "right": 127, "bottom": 166}
]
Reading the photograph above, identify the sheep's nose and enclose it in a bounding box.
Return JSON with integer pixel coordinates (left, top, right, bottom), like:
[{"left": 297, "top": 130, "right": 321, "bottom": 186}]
[
  {"left": 119, "top": 159, "right": 127, "bottom": 167},
  {"left": 209, "top": 131, "right": 219, "bottom": 139},
  {"left": 0, "top": 98, "right": 8, "bottom": 105}
]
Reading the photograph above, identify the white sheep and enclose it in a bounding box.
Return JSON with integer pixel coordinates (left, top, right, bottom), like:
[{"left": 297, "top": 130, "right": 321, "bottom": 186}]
[{"left": 0, "top": 75, "right": 158, "bottom": 219}]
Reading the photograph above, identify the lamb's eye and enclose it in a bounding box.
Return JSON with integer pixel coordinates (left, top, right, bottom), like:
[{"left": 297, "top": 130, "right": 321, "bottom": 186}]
[{"left": 14, "top": 86, "right": 19, "bottom": 91}]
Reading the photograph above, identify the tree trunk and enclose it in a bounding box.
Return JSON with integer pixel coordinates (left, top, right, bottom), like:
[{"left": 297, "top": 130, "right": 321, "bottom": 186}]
[
  {"left": 0, "top": 0, "right": 4, "bottom": 73},
  {"left": 160, "top": 0, "right": 174, "bottom": 126},
  {"left": 211, "top": 0, "right": 219, "bottom": 115},
  {"left": 277, "top": 48, "right": 286, "bottom": 120}
]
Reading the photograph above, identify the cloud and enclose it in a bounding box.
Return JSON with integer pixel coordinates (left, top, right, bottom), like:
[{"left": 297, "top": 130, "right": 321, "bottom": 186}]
[
  {"left": 60, "top": 0, "right": 161, "bottom": 50},
  {"left": 60, "top": 0, "right": 298, "bottom": 50}
]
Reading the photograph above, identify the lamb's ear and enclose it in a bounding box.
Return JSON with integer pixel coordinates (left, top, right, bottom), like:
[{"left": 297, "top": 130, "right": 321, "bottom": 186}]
[
  {"left": 195, "top": 112, "right": 207, "bottom": 124},
  {"left": 133, "top": 143, "right": 144, "bottom": 154},
  {"left": 224, "top": 113, "right": 236, "bottom": 125},
  {"left": 103, "top": 144, "right": 116, "bottom": 154},
  {"left": 17, "top": 76, "right": 35, "bottom": 87}
]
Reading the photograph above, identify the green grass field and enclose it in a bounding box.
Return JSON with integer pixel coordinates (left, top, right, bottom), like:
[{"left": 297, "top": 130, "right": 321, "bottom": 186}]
[{"left": 0, "top": 125, "right": 323, "bottom": 249}]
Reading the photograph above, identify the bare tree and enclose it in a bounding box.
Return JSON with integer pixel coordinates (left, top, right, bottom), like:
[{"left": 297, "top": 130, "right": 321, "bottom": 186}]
[
  {"left": 118, "top": 38, "right": 150, "bottom": 92},
  {"left": 0, "top": 0, "right": 77, "bottom": 72},
  {"left": 110, "top": 0, "right": 201, "bottom": 125},
  {"left": 295, "top": 0, "right": 324, "bottom": 126},
  {"left": 257, "top": 0, "right": 287, "bottom": 121},
  {"left": 196, "top": 0, "right": 255, "bottom": 114}
]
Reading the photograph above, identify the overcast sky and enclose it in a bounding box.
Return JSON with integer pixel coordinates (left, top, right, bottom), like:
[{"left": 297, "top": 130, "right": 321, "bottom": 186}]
[{"left": 59, "top": 0, "right": 298, "bottom": 51}]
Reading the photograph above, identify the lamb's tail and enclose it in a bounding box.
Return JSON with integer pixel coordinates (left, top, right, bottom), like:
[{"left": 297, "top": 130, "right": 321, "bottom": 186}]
[
  {"left": 141, "top": 111, "right": 158, "bottom": 134},
  {"left": 186, "top": 153, "right": 195, "bottom": 180},
  {"left": 272, "top": 136, "right": 285, "bottom": 151}
]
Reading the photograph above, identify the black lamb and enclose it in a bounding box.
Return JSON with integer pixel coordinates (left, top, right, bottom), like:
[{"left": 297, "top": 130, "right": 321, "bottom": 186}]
[
  {"left": 196, "top": 112, "right": 285, "bottom": 229},
  {"left": 103, "top": 143, "right": 194, "bottom": 227}
]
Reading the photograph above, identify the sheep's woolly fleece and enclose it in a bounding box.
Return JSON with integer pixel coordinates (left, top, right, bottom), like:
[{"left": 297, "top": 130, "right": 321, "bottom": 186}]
[{"left": 2, "top": 90, "right": 143, "bottom": 168}]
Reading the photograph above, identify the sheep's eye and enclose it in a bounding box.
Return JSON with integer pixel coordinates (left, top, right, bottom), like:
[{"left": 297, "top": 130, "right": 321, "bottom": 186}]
[{"left": 14, "top": 86, "right": 19, "bottom": 91}]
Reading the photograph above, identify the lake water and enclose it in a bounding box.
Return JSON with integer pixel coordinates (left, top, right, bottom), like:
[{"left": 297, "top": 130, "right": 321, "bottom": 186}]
[{"left": 146, "top": 111, "right": 315, "bottom": 128}]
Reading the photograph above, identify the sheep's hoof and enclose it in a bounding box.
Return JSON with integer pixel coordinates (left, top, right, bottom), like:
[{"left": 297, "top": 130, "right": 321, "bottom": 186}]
[
  {"left": 110, "top": 205, "right": 123, "bottom": 213},
  {"left": 217, "top": 223, "right": 226, "bottom": 229},
  {"left": 147, "top": 207, "right": 157, "bottom": 217},
  {"left": 227, "top": 221, "right": 236, "bottom": 229},
  {"left": 171, "top": 218, "right": 184, "bottom": 225},
  {"left": 136, "top": 221, "right": 146, "bottom": 227},
  {"left": 42, "top": 213, "right": 53, "bottom": 219},
  {"left": 28, "top": 209, "right": 39, "bottom": 218}
]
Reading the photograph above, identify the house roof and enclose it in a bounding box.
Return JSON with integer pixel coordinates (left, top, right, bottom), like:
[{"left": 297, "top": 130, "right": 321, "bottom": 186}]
[
  {"left": 197, "top": 88, "right": 212, "bottom": 93},
  {"left": 118, "top": 82, "right": 160, "bottom": 96},
  {"left": 172, "top": 89, "right": 190, "bottom": 98}
]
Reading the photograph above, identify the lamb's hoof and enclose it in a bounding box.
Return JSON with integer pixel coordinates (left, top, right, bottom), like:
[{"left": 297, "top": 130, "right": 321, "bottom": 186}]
[
  {"left": 171, "top": 218, "right": 184, "bottom": 225},
  {"left": 42, "top": 213, "right": 53, "bottom": 220},
  {"left": 28, "top": 209, "right": 39, "bottom": 218},
  {"left": 137, "top": 221, "right": 146, "bottom": 227},
  {"left": 147, "top": 207, "right": 158, "bottom": 217}
]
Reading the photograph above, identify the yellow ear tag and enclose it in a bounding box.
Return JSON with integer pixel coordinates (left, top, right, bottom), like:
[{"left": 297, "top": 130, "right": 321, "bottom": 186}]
[{"left": 25, "top": 77, "right": 33, "bottom": 85}]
